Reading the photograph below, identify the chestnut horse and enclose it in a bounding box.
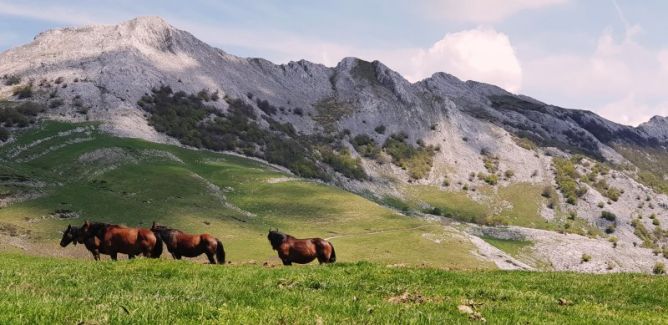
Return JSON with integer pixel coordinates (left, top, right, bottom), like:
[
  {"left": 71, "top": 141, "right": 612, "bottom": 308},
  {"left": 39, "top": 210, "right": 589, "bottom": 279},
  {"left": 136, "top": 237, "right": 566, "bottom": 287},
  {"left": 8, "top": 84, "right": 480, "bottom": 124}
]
[
  {"left": 79, "top": 221, "right": 162, "bottom": 260},
  {"left": 267, "top": 230, "right": 336, "bottom": 265},
  {"left": 60, "top": 224, "right": 114, "bottom": 260},
  {"left": 150, "top": 222, "right": 225, "bottom": 264}
]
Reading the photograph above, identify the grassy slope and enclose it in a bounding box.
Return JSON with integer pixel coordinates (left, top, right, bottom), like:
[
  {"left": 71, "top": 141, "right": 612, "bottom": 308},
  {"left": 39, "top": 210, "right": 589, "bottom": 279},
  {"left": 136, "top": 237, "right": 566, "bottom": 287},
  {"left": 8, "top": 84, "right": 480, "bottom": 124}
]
[
  {"left": 1, "top": 254, "right": 666, "bottom": 324},
  {"left": 0, "top": 121, "right": 487, "bottom": 269}
]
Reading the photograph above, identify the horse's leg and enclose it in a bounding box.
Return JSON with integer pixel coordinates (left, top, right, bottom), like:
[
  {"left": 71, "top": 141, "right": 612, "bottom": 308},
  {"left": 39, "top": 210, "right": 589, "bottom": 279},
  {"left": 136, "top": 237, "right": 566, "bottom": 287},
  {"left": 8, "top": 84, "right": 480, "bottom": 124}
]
[
  {"left": 91, "top": 250, "right": 100, "bottom": 261},
  {"left": 110, "top": 252, "right": 118, "bottom": 261},
  {"left": 281, "top": 258, "right": 292, "bottom": 266},
  {"left": 205, "top": 252, "right": 215, "bottom": 264},
  {"left": 128, "top": 254, "right": 135, "bottom": 260}
]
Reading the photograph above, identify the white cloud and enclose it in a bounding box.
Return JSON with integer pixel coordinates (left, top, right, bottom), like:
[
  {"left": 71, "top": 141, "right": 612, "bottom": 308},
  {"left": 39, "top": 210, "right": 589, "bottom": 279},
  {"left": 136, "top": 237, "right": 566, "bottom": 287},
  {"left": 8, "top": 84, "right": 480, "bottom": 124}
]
[
  {"left": 523, "top": 25, "right": 668, "bottom": 125},
  {"left": 596, "top": 94, "right": 668, "bottom": 126},
  {"left": 422, "top": 0, "right": 569, "bottom": 23},
  {"left": 403, "top": 28, "right": 522, "bottom": 91}
]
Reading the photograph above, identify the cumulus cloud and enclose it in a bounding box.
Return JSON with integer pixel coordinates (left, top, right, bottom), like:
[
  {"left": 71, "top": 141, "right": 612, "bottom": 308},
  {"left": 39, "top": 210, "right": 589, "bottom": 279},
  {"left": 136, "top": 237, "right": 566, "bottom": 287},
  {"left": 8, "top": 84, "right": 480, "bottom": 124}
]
[
  {"left": 402, "top": 28, "right": 522, "bottom": 91},
  {"left": 523, "top": 26, "right": 668, "bottom": 125},
  {"left": 422, "top": 0, "right": 570, "bottom": 23}
]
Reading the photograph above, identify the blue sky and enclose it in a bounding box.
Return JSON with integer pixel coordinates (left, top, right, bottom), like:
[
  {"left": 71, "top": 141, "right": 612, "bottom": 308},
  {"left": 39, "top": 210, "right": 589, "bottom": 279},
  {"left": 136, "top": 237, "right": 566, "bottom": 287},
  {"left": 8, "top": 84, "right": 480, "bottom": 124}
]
[{"left": 1, "top": 0, "right": 667, "bottom": 125}]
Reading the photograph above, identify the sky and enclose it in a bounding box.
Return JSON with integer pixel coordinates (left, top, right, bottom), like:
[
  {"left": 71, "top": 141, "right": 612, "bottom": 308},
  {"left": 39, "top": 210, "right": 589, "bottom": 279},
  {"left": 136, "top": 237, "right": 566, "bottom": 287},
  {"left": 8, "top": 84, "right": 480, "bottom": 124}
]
[{"left": 1, "top": 0, "right": 667, "bottom": 126}]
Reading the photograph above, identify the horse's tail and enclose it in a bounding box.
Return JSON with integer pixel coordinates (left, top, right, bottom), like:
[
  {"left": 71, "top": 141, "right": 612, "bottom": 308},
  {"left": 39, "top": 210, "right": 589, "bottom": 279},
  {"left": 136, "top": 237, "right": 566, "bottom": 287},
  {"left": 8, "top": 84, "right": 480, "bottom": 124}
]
[
  {"left": 329, "top": 242, "right": 336, "bottom": 263},
  {"left": 151, "top": 231, "right": 163, "bottom": 258},
  {"left": 216, "top": 239, "right": 226, "bottom": 264}
]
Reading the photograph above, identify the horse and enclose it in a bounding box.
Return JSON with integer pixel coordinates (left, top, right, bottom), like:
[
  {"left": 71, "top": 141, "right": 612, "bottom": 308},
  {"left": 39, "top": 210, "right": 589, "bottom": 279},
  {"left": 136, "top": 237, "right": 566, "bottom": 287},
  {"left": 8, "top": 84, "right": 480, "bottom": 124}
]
[
  {"left": 79, "top": 221, "right": 163, "bottom": 260},
  {"left": 267, "top": 229, "right": 336, "bottom": 265},
  {"left": 60, "top": 224, "right": 111, "bottom": 260},
  {"left": 150, "top": 222, "right": 225, "bottom": 264}
]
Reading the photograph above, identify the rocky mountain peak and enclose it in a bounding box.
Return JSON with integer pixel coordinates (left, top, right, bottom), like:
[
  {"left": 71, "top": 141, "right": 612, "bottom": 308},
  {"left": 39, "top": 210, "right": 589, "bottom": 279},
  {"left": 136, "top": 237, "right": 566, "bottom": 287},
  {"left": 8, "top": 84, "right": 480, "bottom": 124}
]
[{"left": 638, "top": 115, "right": 668, "bottom": 141}]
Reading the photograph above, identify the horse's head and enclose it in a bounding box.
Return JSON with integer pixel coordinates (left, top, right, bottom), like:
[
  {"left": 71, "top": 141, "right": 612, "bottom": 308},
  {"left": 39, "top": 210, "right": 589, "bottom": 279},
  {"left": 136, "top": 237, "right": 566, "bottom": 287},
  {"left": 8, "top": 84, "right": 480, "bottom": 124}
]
[
  {"left": 59, "top": 224, "right": 79, "bottom": 247},
  {"left": 267, "top": 229, "right": 286, "bottom": 250}
]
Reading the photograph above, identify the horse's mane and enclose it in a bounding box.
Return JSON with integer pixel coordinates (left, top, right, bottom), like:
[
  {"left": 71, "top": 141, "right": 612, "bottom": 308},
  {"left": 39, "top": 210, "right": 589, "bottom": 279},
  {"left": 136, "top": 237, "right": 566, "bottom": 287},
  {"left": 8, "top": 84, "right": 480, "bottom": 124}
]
[
  {"left": 151, "top": 224, "right": 183, "bottom": 236},
  {"left": 268, "top": 230, "right": 288, "bottom": 249},
  {"left": 82, "top": 222, "right": 112, "bottom": 240}
]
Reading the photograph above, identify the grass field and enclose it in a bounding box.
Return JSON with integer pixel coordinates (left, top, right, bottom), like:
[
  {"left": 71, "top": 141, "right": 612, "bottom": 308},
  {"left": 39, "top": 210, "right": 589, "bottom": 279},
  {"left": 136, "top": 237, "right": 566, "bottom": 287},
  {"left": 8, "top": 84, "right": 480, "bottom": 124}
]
[
  {"left": 0, "top": 121, "right": 488, "bottom": 269},
  {"left": 1, "top": 253, "right": 666, "bottom": 324}
]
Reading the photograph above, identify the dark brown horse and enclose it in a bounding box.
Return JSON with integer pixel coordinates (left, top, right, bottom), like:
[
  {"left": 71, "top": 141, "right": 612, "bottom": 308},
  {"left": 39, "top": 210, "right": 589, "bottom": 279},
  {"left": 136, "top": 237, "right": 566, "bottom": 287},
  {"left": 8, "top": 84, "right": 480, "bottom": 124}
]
[
  {"left": 79, "top": 221, "right": 162, "bottom": 260},
  {"left": 267, "top": 230, "right": 336, "bottom": 265},
  {"left": 60, "top": 224, "right": 113, "bottom": 260},
  {"left": 150, "top": 222, "right": 225, "bottom": 264}
]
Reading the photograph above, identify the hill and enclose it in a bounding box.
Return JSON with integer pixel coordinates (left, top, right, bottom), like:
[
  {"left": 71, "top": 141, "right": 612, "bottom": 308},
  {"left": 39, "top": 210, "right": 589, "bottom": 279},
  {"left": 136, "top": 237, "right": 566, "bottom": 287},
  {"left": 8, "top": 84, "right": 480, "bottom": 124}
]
[{"left": 0, "top": 120, "right": 490, "bottom": 268}]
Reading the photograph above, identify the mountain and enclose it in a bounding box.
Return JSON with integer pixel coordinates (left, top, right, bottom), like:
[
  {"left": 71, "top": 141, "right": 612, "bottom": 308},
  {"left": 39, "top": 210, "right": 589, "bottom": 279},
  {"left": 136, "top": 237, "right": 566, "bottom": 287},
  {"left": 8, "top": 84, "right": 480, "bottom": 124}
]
[{"left": 0, "top": 16, "right": 667, "bottom": 273}]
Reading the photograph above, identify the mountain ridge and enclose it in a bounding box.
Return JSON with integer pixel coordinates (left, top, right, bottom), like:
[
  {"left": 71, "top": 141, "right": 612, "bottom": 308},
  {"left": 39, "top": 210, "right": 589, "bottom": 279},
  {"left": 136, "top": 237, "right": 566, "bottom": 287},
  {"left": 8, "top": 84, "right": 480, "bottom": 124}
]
[{"left": 1, "top": 16, "right": 667, "bottom": 273}]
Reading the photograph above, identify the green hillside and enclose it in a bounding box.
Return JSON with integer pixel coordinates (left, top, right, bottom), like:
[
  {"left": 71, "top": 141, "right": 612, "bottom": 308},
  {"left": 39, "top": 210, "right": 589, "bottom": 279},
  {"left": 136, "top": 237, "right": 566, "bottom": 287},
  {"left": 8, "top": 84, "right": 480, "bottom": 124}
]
[
  {"left": 1, "top": 254, "right": 666, "bottom": 324},
  {"left": 0, "top": 121, "right": 487, "bottom": 268}
]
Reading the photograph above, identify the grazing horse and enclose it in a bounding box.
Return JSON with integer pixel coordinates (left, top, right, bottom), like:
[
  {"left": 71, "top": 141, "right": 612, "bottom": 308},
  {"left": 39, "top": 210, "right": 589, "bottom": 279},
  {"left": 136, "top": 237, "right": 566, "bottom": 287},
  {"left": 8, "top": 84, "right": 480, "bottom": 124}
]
[
  {"left": 267, "top": 230, "right": 336, "bottom": 265},
  {"left": 60, "top": 224, "right": 112, "bottom": 260},
  {"left": 79, "top": 221, "right": 163, "bottom": 260},
  {"left": 150, "top": 222, "right": 225, "bottom": 264}
]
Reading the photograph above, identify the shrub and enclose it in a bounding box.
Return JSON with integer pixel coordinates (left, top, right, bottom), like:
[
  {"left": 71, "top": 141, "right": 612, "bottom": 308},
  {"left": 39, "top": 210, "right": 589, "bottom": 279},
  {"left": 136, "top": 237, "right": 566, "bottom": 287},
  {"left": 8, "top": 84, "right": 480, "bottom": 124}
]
[
  {"left": 12, "top": 84, "right": 33, "bottom": 99},
  {"left": 0, "top": 127, "right": 9, "bottom": 141},
  {"left": 351, "top": 134, "right": 380, "bottom": 159},
  {"left": 553, "top": 157, "right": 586, "bottom": 204},
  {"left": 54, "top": 76, "right": 65, "bottom": 84},
  {"left": 605, "top": 187, "right": 621, "bottom": 202},
  {"left": 293, "top": 107, "right": 304, "bottom": 116},
  {"left": 197, "top": 89, "right": 211, "bottom": 102},
  {"left": 256, "top": 98, "right": 277, "bottom": 115},
  {"left": 605, "top": 224, "right": 616, "bottom": 234},
  {"left": 320, "top": 148, "right": 367, "bottom": 180},
  {"left": 609, "top": 236, "right": 618, "bottom": 248},
  {"left": 514, "top": 137, "right": 537, "bottom": 150},
  {"left": 383, "top": 133, "right": 435, "bottom": 179},
  {"left": 581, "top": 254, "right": 592, "bottom": 263},
  {"left": 4, "top": 74, "right": 20, "bottom": 86},
  {"left": 600, "top": 211, "right": 617, "bottom": 222},
  {"left": 504, "top": 170, "right": 515, "bottom": 179},
  {"left": 374, "top": 125, "right": 386, "bottom": 134},
  {"left": 654, "top": 262, "right": 666, "bottom": 275},
  {"left": 653, "top": 218, "right": 660, "bottom": 226},
  {"left": 48, "top": 98, "right": 64, "bottom": 108},
  {"left": 483, "top": 174, "right": 499, "bottom": 185}
]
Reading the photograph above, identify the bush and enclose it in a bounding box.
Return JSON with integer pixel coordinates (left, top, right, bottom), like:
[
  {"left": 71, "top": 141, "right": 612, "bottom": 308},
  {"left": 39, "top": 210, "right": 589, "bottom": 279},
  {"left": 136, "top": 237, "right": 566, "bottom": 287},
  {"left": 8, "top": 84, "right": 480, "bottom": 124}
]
[
  {"left": 553, "top": 157, "right": 586, "bottom": 204},
  {"left": 600, "top": 211, "right": 617, "bottom": 222},
  {"left": 374, "top": 125, "right": 386, "bottom": 134},
  {"left": 581, "top": 254, "right": 592, "bottom": 263},
  {"left": 256, "top": 98, "right": 277, "bottom": 115},
  {"left": 0, "top": 127, "right": 9, "bottom": 141},
  {"left": 504, "top": 170, "right": 515, "bottom": 179},
  {"left": 320, "top": 148, "right": 367, "bottom": 180},
  {"left": 383, "top": 133, "right": 435, "bottom": 179},
  {"left": 654, "top": 262, "right": 666, "bottom": 275},
  {"left": 12, "top": 84, "right": 33, "bottom": 99},
  {"left": 48, "top": 98, "right": 64, "bottom": 108},
  {"left": 293, "top": 107, "right": 304, "bottom": 116},
  {"left": 483, "top": 174, "right": 499, "bottom": 185},
  {"left": 605, "top": 224, "right": 616, "bottom": 234},
  {"left": 351, "top": 134, "right": 380, "bottom": 159},
  {"left": 4, "top": 74, "right": 20, "bottom": 86}
]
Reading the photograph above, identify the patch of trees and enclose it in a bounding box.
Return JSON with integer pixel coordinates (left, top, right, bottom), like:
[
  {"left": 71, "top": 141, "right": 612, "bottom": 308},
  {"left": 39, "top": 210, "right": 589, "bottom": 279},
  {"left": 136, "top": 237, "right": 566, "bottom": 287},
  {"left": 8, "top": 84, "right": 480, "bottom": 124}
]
[
  {"left": 139, "top": 87, "right": 366, "bottom": 180},
  {"left": 0, "top": 102, "right": 46, "bottom": 141},
  {"left": 382, "top": 133, "right": 435, "bottom": 179}
]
